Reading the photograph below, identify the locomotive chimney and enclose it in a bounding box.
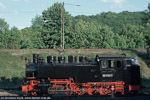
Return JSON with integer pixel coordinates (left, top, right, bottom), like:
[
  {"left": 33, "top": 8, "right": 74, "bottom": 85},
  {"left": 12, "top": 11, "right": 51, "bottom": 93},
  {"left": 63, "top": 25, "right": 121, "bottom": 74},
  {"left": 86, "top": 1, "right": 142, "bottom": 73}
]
[
  {"left": 47, "top": 56, "right": 56, "bottom": 63},
  {"left": 79, "top": 56, "right": 86, "bottom": 63},
  {"left": 58, "top": 56, "right": 65, "bottom": 63},
  {"left": 33, "top": 54, "right": 39, "bottom": 64},
  {"left": 68, "top": 55, "right": 77, "bottom": 63}
]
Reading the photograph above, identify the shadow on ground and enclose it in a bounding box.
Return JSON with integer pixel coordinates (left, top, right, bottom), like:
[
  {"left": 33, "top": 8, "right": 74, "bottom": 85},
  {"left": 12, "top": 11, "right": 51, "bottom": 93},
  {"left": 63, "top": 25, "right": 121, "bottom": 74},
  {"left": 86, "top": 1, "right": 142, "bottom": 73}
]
[
  {"left": 0, "top": 77, "right": 23, "bottom": 89},
  {"left": 0, "top": 77, "right": 23, "bottom": 95}
]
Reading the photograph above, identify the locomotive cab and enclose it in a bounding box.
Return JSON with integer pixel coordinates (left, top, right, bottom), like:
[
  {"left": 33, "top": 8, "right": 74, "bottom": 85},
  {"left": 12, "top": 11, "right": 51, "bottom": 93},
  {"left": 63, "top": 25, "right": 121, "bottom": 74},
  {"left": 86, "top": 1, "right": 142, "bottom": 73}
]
[{"left": 96, "top": 55, "right": 141, "bottom": 93}]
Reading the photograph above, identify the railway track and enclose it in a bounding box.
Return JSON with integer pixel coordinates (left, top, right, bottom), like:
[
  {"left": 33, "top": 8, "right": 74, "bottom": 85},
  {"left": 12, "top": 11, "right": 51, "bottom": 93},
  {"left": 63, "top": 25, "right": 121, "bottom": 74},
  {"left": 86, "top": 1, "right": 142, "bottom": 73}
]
[
  {"left": 0, "top": 91, "right": 150, "bottom": 97},
  {"left": 0, "top": 88, "right": 150, "bottom": 97}
]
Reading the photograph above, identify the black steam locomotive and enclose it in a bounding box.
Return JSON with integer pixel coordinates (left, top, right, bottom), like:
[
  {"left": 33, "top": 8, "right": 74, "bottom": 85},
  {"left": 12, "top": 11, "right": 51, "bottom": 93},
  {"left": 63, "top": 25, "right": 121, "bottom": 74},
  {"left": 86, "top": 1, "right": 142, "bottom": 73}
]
[{"left": 22, "top": 54, "right": 141, "bottom": 96}]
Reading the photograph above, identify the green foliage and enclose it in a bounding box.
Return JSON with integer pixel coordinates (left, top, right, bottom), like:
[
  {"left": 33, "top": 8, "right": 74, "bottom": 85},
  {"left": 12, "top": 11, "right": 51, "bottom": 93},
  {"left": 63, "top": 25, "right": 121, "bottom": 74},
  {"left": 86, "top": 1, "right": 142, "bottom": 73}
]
[
  {"left": 72, "top": 11, "right": 147, "bottom": 49},
  {"left": 118, "top": 24, "right": 145, "bottom": 48},
  {"left": 10, "top": 26, "right": 21, "bottom": 49},
  {"left": 20, "top": 28, "right": 34, "bottom": 49},
  {"left": 0, "top": 3, "right": 150, "bottom": 49},
  {"left": 42, "top": 3, "right": 72, "bottom": 49},
  {"left": 144, "top": 23, "right": 150, "bottom": 58},
  {"left": 69, "top": 20, "right": 116, "bottom": 48},
  {"left": 31, "top": 15, "right": 43, "bottom": 30},
  {"left": 148, "top": 3, "right": 150, "bottom": 12},
  {"left": 100, "top": 25, "right": 115, "bottom": 48},
  {"left": 144, "top": 23, "right": 150, "bottom": 47},
  {"left": 0, "top": 19, "right": 10, "bottom": 49},
  {"left": 31, "top": 15, "right": 45, "bottom": 49}
]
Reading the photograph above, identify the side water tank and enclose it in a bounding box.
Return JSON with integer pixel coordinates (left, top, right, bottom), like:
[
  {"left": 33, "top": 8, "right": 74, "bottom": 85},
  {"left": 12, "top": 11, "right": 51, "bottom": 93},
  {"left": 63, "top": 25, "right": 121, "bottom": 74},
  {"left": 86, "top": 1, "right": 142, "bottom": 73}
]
[
  {"left": 68, "top": 55, "right": 77, "bottom": 63},
  {"left": 38, "top": 57, "right": 45, "bottom": 64},
  {"left": 58, "top": 56, "right": 65, "bottom": 63},
  {"left": 47, "top": 56, "right": 56, "bottom": 63}
]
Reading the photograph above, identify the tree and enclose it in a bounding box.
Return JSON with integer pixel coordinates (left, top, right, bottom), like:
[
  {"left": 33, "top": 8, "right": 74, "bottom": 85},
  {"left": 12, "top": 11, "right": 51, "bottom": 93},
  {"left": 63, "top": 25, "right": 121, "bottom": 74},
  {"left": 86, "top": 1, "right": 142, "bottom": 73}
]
[
  {"left": 118, "top": 24, "right": 145, "bottom": 48},
  {"left": 0, "top": 3, "right": 149, "bottom": 49},
  {"left": 145, "top": 23, "right": 150, "bottom": 47},
  {"left": 31, "top": 15, "right": 45, "bottom": 49},
  {"left": 20, "top": 28, "right": 34, "bottom": 49},
  {"left": 42, "top": 2, "right": 72, "bottom": 48},
  {"left": 31, "top": 15, "right": 43, "bottom": 31},
  {"left": 70, "top": 20, "right": 93, "bottom": 48},
  {"left": 100, "top": 25, "right": 115, "bottom": 48},
  {"left": 144, "top": 23, "right": 150, "bottom": 58},
  {"left": 69, "top": 19, "right": 116, "bottom": 49},
  {"left": 114, "top": 34, "right": 127, "bottom": 48},
  {"left": 10, "top": 26, "right": 21, "bottom": 49},
  {"left": 147, "top": 3, "right": 150, "bottom": 23},
  {"left": 148, "top": 3, "right": 150, "bottom": 12},
  {"left": 143, "top": 3, "right": 150, "bottom": 24},
  {"left": 0, "top": 19, "right": 10, "bottom": 49},
  {"left": 31, "top": 31, "right": 45, "bottom": 49}
]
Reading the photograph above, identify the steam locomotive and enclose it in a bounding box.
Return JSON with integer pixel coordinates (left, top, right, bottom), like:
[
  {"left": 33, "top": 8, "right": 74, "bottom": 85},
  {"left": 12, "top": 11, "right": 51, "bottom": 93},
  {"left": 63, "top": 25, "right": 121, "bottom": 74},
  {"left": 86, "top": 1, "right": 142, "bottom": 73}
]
[{"left": 22, "top": 54, "right": 141, "bottom": 96}]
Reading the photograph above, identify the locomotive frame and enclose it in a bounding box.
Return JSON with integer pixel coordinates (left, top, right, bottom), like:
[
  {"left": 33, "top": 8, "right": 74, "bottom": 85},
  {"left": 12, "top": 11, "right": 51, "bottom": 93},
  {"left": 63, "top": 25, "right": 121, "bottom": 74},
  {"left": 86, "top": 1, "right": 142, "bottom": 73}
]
[{"left": 22, "top": 54, "right": 141, "bottom": 96}]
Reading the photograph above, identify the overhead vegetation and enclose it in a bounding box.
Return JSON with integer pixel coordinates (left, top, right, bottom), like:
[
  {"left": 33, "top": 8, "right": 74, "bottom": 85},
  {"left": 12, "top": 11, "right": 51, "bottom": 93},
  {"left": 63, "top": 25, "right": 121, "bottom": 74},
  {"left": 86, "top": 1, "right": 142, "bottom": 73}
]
[{"left": 0, "top": 2, "right": 150, "bottom": 52}]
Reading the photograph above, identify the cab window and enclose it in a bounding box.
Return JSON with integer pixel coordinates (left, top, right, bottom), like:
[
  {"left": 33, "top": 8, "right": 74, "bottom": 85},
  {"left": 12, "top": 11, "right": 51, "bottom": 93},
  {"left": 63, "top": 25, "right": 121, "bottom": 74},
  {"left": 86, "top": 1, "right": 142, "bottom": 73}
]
[
  {"left": 108, "top": 60, "right": 114, "bottom": 68},
  {"left": 126, "top": 60, "right": 131, "bottom": 66},
  {"left": 101, "top": 60, "right": 108, "bottom": 68}
]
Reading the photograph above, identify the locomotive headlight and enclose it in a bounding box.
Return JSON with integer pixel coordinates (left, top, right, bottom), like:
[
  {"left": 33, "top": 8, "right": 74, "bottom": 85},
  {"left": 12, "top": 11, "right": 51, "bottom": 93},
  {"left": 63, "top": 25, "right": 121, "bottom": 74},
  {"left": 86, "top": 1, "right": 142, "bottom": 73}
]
[
  {"left": 131, "top": 59, "right": 134, "bottom": 61},
  {"left": 96, "top": 58, "right": 100, "bottom": 62}
]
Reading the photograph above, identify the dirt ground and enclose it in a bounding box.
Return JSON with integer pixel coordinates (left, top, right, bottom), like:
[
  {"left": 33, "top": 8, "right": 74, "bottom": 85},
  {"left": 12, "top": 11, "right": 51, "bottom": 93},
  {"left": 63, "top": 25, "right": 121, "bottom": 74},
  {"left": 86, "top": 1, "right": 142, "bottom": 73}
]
[{"left": 0, "top": 48, "right": 146, "bottom": 55}]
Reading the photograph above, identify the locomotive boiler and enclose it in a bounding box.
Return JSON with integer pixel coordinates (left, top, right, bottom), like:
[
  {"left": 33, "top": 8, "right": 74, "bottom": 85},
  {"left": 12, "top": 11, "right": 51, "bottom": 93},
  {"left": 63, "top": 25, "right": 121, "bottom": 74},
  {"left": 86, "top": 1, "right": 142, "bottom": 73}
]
[{"left": 22, "top": 54, "right": 141, "bottom": 96}]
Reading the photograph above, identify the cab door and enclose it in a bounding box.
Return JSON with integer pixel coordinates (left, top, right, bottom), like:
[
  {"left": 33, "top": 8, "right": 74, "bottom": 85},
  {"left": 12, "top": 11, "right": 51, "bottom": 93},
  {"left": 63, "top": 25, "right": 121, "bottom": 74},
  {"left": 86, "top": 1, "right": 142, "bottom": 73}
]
[
  {"left": 100, "top": 60, "right": 115, "bottom": 82},
  {"left": 115, "top": 60, "right": 124, "bottom": 81}
]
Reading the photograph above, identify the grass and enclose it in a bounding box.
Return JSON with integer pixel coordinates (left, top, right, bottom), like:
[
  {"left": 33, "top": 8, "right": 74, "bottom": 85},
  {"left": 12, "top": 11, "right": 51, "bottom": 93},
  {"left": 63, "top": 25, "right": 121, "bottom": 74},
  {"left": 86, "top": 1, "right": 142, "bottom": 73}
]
[
  {"left": 0, "top": 52, "right": 25, "bottom": 78},
  {"left": 0, "top": 49, "right": 149, "bottom": 89}
]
